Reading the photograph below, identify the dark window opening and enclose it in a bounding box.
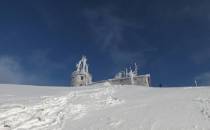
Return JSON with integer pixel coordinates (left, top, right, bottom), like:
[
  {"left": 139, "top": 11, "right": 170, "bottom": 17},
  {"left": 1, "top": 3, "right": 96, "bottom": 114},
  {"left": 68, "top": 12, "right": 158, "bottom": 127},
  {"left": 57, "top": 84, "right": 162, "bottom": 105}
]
[{"left": 81, "top": 76, "right": 84, "bottom": 80}]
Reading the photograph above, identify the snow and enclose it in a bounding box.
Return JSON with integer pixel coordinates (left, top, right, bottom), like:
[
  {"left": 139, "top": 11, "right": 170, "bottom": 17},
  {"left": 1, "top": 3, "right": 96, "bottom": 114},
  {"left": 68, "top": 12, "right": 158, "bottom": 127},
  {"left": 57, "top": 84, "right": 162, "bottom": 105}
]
[{"left": 0, "top": 84, "right": 210, "bottom": 130}]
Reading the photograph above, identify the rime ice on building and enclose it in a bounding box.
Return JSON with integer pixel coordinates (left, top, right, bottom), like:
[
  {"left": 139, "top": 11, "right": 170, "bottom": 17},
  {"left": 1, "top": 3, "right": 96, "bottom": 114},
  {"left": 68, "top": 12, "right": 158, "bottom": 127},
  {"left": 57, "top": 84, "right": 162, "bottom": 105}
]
[
  {"left": 114, "top": 63, "right": 138, "bottom": 79},
  {"left": 71, "top": 56, "right": 151, "bottom": 87},
  {"left": 111, "top": 63, "right": 151, "bottom": 87},
  {"left": 71, "top": 56, "right": 92, "bottom": 86}
]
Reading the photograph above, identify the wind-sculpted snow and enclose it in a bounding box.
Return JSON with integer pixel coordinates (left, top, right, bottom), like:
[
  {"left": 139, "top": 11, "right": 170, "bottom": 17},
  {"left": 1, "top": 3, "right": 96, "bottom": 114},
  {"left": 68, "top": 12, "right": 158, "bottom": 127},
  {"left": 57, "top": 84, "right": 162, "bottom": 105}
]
[
  {"left": 1, "top": 85, "right": 210, "bottom": 130},
  {"left": 0, "top": 93, "right": 87, "bottom": 130},
  {"left": 0, "top": 84, "right": 124, "bottom": 130}
]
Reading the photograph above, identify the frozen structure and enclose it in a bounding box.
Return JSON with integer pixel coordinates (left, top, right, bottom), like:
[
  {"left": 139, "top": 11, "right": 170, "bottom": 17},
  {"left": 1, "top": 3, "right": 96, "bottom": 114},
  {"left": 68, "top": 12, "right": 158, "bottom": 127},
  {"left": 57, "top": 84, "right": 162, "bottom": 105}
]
[
  {"left": 91, "top": 63, "right": 151, "bottom": 87},
  {"left": 71, "top": 56, "right": 151, "bottom": 87},
  {"left": 71, "top": 56, "right": 92, "bottom": 86},
  {"left": 109, "top": 63, "right": 151, "bottom": 87},
  {"left": 114, "top": 63, "right": 138, "bottom": 80}
]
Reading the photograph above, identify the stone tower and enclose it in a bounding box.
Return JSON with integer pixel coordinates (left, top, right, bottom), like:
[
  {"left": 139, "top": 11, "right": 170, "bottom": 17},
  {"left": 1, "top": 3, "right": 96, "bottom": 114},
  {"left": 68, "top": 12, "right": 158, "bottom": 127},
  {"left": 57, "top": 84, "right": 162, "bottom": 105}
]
[{"left": 71, "top": 56, "right": 92, "bottom": 86}]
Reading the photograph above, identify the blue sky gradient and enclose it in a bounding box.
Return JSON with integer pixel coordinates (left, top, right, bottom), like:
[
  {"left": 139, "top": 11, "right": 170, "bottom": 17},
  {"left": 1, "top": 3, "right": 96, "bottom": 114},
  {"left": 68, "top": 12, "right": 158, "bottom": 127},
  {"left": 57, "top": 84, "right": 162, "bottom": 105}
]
[{"left": 0, "top": 0, "right": 210, "bottom": 86}]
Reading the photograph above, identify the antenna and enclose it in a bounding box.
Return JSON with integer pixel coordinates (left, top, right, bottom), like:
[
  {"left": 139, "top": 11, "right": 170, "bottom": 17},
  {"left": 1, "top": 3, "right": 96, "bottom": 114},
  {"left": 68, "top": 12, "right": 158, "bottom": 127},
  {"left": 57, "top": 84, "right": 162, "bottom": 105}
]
[
  {"left": 134, "top": 63, "right": 138, "bottom": 75},
  {"left": 194, "top": 80, "right": 198, "bottom": 87}
]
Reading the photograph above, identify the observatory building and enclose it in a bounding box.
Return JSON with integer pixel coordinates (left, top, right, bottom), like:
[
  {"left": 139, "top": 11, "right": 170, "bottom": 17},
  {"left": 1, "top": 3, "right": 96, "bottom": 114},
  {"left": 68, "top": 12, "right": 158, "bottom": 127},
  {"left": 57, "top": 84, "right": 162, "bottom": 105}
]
[
  {"left": 71, "top": 56, "right": 151, "bottom": 87},
  {"left": 109, "top": 63, "right": 151, "bottom": 86},
  {"left": 71, "top": 56, "right": 92, "bottom": 86}
]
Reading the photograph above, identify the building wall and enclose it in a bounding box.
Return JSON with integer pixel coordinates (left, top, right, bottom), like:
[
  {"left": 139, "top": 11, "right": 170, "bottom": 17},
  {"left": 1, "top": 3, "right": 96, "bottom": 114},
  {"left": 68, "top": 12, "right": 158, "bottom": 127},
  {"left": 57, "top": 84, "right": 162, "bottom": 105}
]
[
  {"left": 71, "top": 73, "right": 92, "bottom": 86},
  {"left": 91, "top": 74, "right": 151, "bottom": 87},
  {"left": 108, "top": 74, "right": 150, "bottom": 87}
]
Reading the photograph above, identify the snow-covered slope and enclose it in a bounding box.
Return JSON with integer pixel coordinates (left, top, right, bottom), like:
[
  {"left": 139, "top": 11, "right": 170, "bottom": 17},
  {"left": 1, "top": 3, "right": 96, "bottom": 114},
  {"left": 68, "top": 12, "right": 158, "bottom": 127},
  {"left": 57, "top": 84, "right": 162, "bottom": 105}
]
[{"left": 0, "top": 83, "right": 210, "bottom": 130}]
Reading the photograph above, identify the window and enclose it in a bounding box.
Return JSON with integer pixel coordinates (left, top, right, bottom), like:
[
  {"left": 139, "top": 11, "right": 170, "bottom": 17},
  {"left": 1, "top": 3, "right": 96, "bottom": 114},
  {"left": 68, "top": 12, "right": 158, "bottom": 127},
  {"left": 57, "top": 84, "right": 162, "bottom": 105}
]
[{"left": 81, "top": 76, "right": 84, "bottom": 80}]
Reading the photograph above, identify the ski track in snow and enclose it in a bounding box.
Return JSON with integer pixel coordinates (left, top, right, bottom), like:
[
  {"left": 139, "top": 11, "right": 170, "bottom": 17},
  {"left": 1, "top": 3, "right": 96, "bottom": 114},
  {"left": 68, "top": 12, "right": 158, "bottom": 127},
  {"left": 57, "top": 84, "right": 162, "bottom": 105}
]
[{"left": 0, "top": 86, "right": 124, "bottom": 130}]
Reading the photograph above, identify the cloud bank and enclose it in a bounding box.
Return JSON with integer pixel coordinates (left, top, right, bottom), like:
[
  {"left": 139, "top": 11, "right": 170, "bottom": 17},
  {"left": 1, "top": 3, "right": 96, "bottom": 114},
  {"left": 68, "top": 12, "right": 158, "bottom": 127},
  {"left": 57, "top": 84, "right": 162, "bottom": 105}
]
[{"left": 0, "top": 51, "right": 65, "bottom": 85}]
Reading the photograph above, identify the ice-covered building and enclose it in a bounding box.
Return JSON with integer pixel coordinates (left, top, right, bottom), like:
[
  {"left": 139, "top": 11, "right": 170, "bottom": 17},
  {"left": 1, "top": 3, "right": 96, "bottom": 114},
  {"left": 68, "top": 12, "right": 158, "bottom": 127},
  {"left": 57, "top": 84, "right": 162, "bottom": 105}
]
[
  {"left": 107, "top": 63, "right": 151, "bottom": 87},
  {"left": 71, "top": 56, "right": 92, "bottom": 86},
  {"left": 71, "top": 56, "right": 151, "bottom": 87}
]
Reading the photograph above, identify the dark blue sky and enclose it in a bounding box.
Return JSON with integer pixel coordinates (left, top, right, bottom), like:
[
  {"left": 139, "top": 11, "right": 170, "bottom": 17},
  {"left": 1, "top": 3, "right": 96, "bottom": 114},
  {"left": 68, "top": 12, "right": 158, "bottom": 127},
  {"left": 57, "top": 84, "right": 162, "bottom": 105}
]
[{"left": 0, "top": 0, "right": 210, "bottom": 86}]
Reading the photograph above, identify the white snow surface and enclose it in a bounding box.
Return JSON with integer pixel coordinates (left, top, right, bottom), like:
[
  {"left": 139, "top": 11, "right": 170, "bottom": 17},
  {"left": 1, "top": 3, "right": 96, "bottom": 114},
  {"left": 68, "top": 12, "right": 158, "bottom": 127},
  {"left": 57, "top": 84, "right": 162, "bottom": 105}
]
[{"left": 0, "top": 83, "right": 210, "bottom": 130}]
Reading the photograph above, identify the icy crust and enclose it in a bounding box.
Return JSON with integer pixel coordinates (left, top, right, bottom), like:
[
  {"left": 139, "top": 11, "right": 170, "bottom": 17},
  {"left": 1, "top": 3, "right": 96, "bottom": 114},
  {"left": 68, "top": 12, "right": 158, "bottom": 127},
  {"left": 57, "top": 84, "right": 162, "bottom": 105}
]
[{"left": 0, "top": 84, "right": 124, "bottom": 130}]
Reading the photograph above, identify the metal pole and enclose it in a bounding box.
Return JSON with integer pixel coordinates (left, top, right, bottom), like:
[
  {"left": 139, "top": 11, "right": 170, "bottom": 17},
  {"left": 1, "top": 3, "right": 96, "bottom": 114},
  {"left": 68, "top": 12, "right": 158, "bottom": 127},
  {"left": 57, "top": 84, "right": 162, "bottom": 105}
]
[{"left": 195, "top": 80, "right": 198, "bottom": 87}]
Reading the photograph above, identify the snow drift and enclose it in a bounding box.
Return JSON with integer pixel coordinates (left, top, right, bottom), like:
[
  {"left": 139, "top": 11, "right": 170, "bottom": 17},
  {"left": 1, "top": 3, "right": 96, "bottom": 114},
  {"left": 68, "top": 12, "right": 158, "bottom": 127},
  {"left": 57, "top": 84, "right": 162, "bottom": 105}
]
[{"left": 0, "top": 83, "right": 210, "bottom": 130}]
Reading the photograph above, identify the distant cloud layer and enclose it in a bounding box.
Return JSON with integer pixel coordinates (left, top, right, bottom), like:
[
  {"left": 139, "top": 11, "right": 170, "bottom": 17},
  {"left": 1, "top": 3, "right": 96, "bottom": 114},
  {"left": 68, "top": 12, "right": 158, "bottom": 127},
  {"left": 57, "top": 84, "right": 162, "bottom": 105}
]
[
  {"left": 0, "top": 56, "right": 43, "bottom": 84},
  {"left": 0, "top": 51, "right": 65, "bottom": 85},
  {"left": 0, "top": 56, "right": 24, "bottom": 84}
]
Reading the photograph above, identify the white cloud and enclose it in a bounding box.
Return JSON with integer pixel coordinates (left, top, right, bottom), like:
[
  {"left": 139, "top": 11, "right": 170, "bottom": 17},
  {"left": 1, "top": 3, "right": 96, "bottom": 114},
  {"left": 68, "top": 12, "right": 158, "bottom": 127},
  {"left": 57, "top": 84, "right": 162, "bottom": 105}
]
[
  {"left": 0, "top": 56, "right": 24, "bottom": 84},
  {"left": 0, "top": 53, "right": 63, "bottom": 85}
]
